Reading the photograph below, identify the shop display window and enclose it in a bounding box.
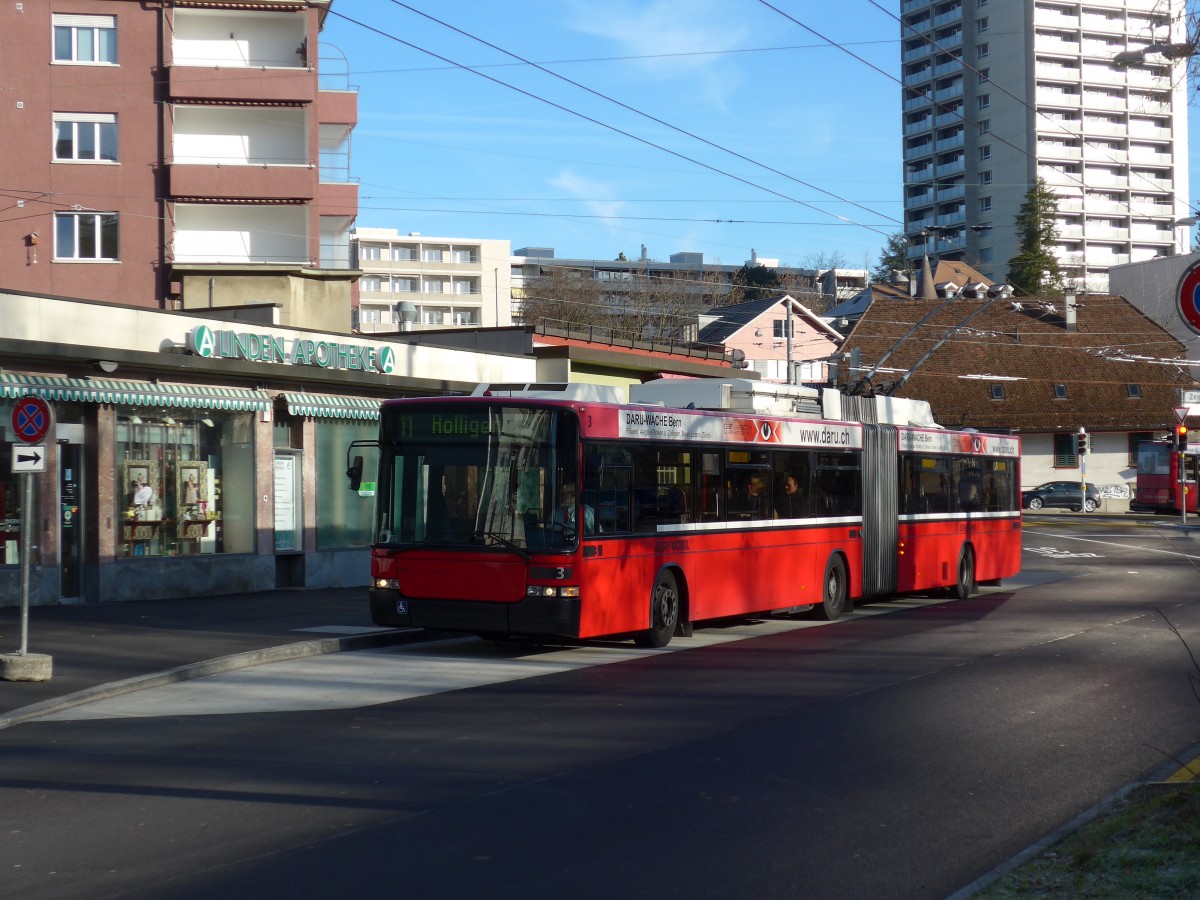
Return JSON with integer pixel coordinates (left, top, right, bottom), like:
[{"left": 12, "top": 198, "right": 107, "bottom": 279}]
[
  {"left": 116, "top": 409, "right": 254, "bottom": 558},
  {"left": 315, "top": 419, "right": 375, "bottom": 549}
]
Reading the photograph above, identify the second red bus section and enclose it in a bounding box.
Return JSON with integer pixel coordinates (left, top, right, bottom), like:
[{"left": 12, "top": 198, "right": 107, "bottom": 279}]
[{"left": 354, "top": 380, "right": 1022, "bottom": 648}]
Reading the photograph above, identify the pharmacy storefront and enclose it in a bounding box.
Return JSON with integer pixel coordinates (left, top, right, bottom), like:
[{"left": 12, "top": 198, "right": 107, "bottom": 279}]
[{"left": 0, "top": 293, "right": 536, "bottom": 606}]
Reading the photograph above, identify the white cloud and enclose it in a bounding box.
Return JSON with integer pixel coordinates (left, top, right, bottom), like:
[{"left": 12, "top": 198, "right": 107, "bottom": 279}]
[
  {"left": 562, "top": 0, "right": 750, "bottom": 107},
  {"left": 549, "top": 170, "right": 625, "bottom": 225}
]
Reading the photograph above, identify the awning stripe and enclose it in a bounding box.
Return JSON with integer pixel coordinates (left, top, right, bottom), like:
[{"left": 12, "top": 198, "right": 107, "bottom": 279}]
[
  {"left": 0, "top": 374, "right": 271, "bottom": 411},
  {"left": 282, "top": 392, "right": 380, "bottom": 420}
]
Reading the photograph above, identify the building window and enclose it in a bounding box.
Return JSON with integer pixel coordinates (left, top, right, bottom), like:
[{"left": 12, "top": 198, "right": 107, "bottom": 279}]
[
  {"left": 978, "top": 118, "right": 991, "bottom": 133},
  {"left": 53, "top": 113, "right": 118, "bottom": 162},
  {"left": 977, "top": 93, "right": 991, "bottom": 110},
  {"left": 116, "top": 410, "right": 255, "bottom": 558},
  {"left": 54, "top": 212, "right": 118, "bottom": 261},
  {"left": 1053, "top": 383, "right": 1068, "bottom": 399},
  {"left": 979, "top": 171, "right": 992, "bottom": 186},
  {"left": 990, "top": 383, "right": 1005, "bottom": 400},
  {"left": 359, "top": 245, "right": 382, "bottom": 261},
  {"left": 977, "top": 16, "right": 989, "bottom": 32},
  {"left": 392, "top": 247, "right": 416, "bottom": 261},
  {"left": 422, "top": 248, "right": 445, "bottom": 263},
  {"left": 773, "top": 319, "right": 794, "bottom": 338},
  {"left": 1126, "top": 383, "right": 1142, "bottom": 399},
  {"left": 316, "top": 420, "right": 375, "bottom": 550},
  {"left": 1128, "top": 431, "right": 1154, "bottom": 467},
  {"left": 53, "top": 14, "right": 117, "bottom": 65},
  {"left": 979, "top": 246, "right": 994, "bottom": 263},
  {"left": 979, "top": 196, "right": 992, "bottom": 212},
  {"left": 359, "top": 275, "right": 382, "bottom": 292},
  {"left": 978, "top": 67, "right": 990, "bottom": 84},
  {"left": 978, "top": 144, "right": 991, "bottom": 161},
  {"left": 977, "top": 42, "right": 989, "bottom": 59},
  {"left": 1053, "top": 433, "right": 1079, "bottom": 468}
]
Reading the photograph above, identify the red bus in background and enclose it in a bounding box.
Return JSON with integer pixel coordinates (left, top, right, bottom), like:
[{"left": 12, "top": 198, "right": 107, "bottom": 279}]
[
  {"left": 349, "top": 382, "right": 1022, "bottom": 648},
  {"left": 1135, "top": 441, "right": 1199, "bottom": 512}
]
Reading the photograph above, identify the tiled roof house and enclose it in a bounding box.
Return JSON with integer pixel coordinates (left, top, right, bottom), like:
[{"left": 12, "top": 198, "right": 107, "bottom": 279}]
[{"left": 835, "top": 292, "right": 1197, "bottom": 497}]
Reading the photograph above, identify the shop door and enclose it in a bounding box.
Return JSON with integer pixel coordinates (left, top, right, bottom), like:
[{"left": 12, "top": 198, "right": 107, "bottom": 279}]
[{"left": 59, "top": 443, "right": 83, "bottom": 600}]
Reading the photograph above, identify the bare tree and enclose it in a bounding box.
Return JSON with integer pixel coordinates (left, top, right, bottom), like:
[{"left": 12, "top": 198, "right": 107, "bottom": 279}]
[{"left": 516, "top": 267, "right": 612, "bottom": 331}]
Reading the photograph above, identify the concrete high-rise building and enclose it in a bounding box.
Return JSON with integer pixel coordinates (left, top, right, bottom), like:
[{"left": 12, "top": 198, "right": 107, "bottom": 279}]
[
  {"left": 899, "top": 0, "right": 1190, "bottom": 292},
  {"left": 0, "top": 0, "right": 358, "bottom": 328}
]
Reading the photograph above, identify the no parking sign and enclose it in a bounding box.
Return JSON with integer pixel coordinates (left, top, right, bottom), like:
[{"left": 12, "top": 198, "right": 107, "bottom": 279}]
[{"left": 11, "top": 396, "right": 54, "bottom": 444}]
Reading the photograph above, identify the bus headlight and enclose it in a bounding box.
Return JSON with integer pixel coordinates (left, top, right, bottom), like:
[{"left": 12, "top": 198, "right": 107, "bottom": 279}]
[
  {"left": 526, "top": 585, "right": 580, "bottom": 598},
  {"left": 375, "top": 578, "right": 400, "bottom": 590}
]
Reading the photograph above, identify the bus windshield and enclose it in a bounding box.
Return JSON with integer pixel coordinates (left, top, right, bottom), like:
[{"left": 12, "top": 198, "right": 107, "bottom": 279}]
[{"left": 376, "top": 403, "right": 581, "bottom": 552}]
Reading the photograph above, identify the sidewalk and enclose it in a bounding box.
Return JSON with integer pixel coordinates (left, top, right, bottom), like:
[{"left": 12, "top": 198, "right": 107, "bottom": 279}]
[{"left": 0, "top": 587, "right": 415, "bottom": 727}]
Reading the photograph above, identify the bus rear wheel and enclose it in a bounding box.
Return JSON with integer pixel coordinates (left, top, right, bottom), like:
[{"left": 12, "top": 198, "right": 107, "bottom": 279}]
[
  {"left": 808, "top": 556, "right": 847, "bottom": 621},
  {"left": 951, "top": 546, "right": 975, "bottom": 600},
  {"left": 635, "top": 570, "right": 680, "bottom": 648}
]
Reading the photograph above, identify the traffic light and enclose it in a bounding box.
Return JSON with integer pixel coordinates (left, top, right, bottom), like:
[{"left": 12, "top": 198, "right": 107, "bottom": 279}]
[
  {"left": 1177, "top": 424, "right": 1190, "bottom": 451},
  {"left": 1076, "top": 430, "right": 1087, "bottom": 456}
]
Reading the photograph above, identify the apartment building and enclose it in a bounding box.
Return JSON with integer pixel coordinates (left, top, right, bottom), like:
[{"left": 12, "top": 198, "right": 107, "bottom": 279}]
[
  {"left": 1, "top": 0, "right": 358, "bottom": 327},
  {"left": 511, "top": 247, "right": 868, "bottom": 334},
  {"left": 353, "top": 228, "right": 513, "bottom": 332},
  {"left": 900, "top": 0, "right": 1190, "bottom": 292}
]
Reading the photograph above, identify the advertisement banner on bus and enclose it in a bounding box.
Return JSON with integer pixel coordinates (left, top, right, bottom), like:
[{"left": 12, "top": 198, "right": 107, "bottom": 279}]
[
  {"left": 898, "top": 428, "right": 1020, "bottom": 457},
  {"left": 617, "top": 409, "right": 862, "bottom": 449}
]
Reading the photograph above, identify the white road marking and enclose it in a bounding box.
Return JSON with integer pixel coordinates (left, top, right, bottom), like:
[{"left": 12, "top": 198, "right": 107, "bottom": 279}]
[{"left": 1025, "top": 530, "right": 1200, "bottom": 561}]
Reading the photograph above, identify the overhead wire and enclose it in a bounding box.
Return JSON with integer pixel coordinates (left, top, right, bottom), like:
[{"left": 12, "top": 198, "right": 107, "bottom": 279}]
[{"left": 325, "top": 6, "right": 897, "bottom": 240}]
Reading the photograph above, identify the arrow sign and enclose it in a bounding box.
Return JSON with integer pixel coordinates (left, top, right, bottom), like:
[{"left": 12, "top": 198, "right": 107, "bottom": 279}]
[{"left": 11, "top": 444, "right": 47, "bottom": 473}]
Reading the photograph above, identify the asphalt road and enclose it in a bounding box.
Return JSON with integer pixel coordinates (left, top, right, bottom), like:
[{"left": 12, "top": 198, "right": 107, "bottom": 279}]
[{"left": 3, "top": 516, "right": 1199, "bottom": 900}]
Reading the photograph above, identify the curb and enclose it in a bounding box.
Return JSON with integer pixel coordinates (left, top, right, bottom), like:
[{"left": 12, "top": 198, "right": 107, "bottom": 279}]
[
  {"left": 949, "top": 741, "right": 1200, "bottom": 898},
  {"left": 0, "top": 628, "right": 413, "bottom": 731}
]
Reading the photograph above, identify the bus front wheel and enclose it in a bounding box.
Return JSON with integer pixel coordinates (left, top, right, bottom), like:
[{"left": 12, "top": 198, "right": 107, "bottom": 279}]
[
  {"left": 808, "top": 556, "right": 848, "bottom": 621},
  {"left": 635, "top": 570, "right": 680, "bottom": 648}
]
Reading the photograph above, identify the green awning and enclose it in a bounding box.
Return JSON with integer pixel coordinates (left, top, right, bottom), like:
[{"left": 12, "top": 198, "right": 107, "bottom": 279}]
[
  {"left": 0, "top": 374, "right": 271, "bottom": 411},
  {"left": 283, "top": 392, "right": 380, "bottom": 420}
]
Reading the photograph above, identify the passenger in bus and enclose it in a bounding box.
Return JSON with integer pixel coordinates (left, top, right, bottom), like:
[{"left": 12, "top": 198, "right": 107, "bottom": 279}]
[
  {"left": 958, "top": 478, "right": 982, "bottom": 512},
  {"left": 731, "top": 475, "right": 769, "bottom": 519},
  {"left": 775, "top": 474, "right": 805, "bottom": 518}
]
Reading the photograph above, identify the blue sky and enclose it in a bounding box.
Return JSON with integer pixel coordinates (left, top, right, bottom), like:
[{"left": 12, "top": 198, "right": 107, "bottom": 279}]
[{"left": 321, "top": 1, "right": 1196, "bottom": 271}]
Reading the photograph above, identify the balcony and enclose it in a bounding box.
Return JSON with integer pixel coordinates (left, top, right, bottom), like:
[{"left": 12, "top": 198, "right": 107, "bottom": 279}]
[
  {"left": 317, "top": 180, "right": 358, "bottom": 218},
  {"left": 935, "top": 157, "right": 965, "bottom": 177},
  {"left": 168, "top": 66, "right": 315, "bottom": 104},
  {"left": 905, "top": 117, "right": 934, "bottom": 136},
  {"left": 169, "top": 9, "right": 313, "bottom": 103},
  {"left": 932, "top": 81, "right": 964, "bottom": 103},
  {"left": 936, "top": 183, "right": 965, "bottom": 202},
  {"left": 905, "top": 142, "right": 935, "bottom": 161},
  {"left": 169, "top": 163, "right": 316, "bottom": 202},
  {"left": 1080, "top": 14, "right": 1127, "bottom": 33},
  {"left": 935, "top": 131, "right": 964, "bottom": 152}
]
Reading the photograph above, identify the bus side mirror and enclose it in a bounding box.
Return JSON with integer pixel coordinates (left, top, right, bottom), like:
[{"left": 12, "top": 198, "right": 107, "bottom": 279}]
[{"left": 347, "top": 455, "right": 364, "bottom": 492}]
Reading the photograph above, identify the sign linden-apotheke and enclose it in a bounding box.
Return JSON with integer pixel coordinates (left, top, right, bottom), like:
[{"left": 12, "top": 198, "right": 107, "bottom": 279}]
[{"left": 186, "top": 325, "right": 397, "bottom": 375}]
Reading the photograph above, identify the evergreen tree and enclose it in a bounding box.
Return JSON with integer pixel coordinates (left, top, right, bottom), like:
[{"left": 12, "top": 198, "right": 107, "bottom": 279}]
[
  {"left": 731, "top": 263, "right": 781, "bottom": 302},
  {"left": 871, "top": 232, "right": 909, "bottom": 283},
  {"left": 1006, "top": 178, "right": 1063, "bottom": 295}
]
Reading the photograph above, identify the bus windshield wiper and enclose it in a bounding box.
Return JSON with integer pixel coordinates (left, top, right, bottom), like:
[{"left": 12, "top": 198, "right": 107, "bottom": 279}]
[{"left": 473, "top": 530, "right": 531, "bottom": 561}]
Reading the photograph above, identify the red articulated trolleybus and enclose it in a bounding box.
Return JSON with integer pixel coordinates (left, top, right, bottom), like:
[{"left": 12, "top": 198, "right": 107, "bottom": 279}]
[{"left": 347, "top": 379, "right": 1022, "bottom": 648}]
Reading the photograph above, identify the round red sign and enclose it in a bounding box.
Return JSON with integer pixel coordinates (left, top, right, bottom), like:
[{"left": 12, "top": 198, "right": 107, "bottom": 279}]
[
  {"left": 1175, "top": 260, "right": 1200, "bottom": 336},
  {"left": 11, "top": 396, "right": 54, "bottom": 444}
]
